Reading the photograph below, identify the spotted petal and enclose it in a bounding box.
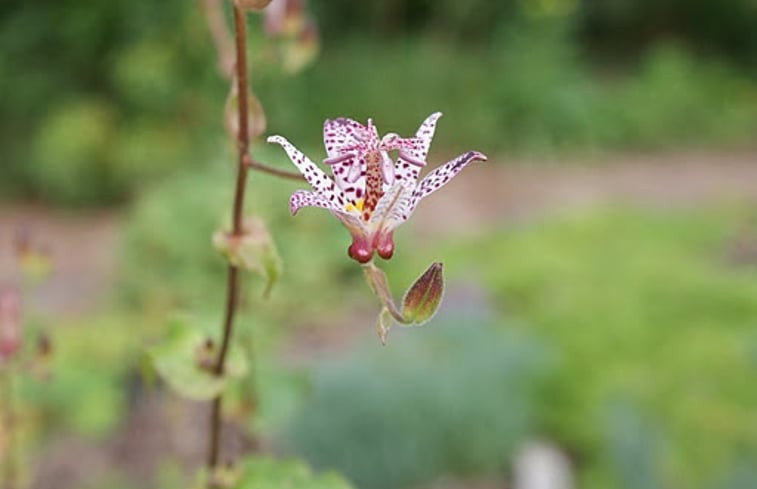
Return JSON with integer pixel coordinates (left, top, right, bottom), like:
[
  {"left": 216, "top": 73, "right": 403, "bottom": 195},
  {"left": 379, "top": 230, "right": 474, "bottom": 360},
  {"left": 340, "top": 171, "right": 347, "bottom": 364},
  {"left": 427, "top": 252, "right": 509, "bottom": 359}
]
[
  {"left": 408, "top": 150, "right": 487, "bottom": 214},
  {"left": 324, "top": 153, "right": 367, "bottom": 206},
  {"left": 323, "top": 117, "right": 367, "bottom": 158},
  {"left": 395, "top": 112, "right": 442, "bottom": 185},
  {"left": 289, "top": 189, "right": 348, "bottom": 216},
  {"left": 268, "top": 135, "right": 347, "bottom": 208},
  {"left": 371, "top": 182, "right": 416, "bottom": 230}
]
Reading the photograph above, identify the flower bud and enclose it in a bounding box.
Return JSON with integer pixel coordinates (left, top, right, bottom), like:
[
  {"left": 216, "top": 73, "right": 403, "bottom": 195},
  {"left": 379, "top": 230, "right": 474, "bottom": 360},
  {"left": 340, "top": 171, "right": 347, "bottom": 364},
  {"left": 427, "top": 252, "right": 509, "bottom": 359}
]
[
  {"left": 401, "top": 262, "right": 444, "bottom": 325},
  {"left": 0, "top": 289, "right": 21, "bottom": 363},
  {"left": 224, "top": 78, "right": 266, "bottom": 143},
  {"left": 234, "top": 0, "right": 273, "bottom": 11}
]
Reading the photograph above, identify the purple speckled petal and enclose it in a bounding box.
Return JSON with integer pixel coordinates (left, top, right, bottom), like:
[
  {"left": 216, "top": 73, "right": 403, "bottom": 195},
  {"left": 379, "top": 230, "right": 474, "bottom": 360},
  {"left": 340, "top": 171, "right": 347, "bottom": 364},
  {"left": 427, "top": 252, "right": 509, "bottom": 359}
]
[
  {"left": 268, "top": 135, "right": 347, "bottom": 209},
  {"left": 395, "top": 112, "right": 442, "bottom": 185},
  {"left": 288, "top": 189, "right": 349, "bottom": 215},
  {"left": 323, "top": 117, "right": 366, "bottom": 158},
  {"left": 407, "top": 150, "right": 487, "bottom": 215}
]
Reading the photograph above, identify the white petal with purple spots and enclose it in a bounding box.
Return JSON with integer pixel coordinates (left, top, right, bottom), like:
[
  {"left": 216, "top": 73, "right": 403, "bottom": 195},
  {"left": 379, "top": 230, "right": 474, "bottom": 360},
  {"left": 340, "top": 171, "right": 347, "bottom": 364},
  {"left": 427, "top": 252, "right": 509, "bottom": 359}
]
[
  {"left": 407, "top": 150, "right": 487, "bottom": 214},
  {"left": 395, "top": 112, "right": 442, "bottom": 184},
  {"left": 289, "top": 189, "right": 348, "bottom": 216},
  {"left": 267, "top": 135, "right": 347, "bottom": 208},
  {"left": 323, "top": 117, "right": 366, "bottom": 158}
]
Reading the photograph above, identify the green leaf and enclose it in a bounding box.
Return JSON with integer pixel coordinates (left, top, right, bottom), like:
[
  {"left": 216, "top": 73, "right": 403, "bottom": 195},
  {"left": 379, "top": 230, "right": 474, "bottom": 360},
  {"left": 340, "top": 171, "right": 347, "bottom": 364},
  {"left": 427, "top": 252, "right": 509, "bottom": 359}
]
[
  {"left": 200, "top": 456, "right": 354, "bottom": 489},
  {"left": 213, "top": 217, "right": 283, "bottom": 298},
  {"left": 149, "top": 317, "right": 248, "bottom": 401}
]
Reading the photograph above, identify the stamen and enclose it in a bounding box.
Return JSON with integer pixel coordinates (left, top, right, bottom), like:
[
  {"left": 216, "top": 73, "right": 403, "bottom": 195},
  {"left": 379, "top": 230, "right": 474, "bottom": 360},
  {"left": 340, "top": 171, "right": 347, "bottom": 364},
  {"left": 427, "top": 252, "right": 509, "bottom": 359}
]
[
  {"left": 398, "top": 150, "right": 426, "bottom": 167},
  {"left": 323, "top": 153, "right": 354, "bottom": 166},
  {"left": 374, "top": 185, "right": 405, "bottom": 232}
]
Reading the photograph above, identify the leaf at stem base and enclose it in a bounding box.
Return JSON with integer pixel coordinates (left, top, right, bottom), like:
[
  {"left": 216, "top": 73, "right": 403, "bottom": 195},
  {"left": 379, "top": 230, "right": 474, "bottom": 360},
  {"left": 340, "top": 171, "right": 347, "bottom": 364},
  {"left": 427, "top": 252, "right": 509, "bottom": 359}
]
[{"left": 149, "top": 317, "right": 248, "bottom": 401}]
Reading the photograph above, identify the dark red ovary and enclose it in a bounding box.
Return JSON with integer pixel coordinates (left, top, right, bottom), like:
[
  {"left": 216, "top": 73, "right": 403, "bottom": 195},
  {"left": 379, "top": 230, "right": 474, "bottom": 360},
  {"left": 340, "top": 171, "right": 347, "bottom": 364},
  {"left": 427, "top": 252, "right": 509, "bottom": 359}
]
[
  {"left": 348, "top": 235, "right": 374, "bottom": 263},
  {"left": 375, "top": 231, "right": 394, "bottom": 260}
]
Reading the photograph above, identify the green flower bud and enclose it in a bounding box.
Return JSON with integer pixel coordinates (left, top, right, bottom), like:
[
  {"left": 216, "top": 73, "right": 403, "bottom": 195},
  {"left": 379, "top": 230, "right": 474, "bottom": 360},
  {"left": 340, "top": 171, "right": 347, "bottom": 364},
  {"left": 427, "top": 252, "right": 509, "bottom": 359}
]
[{"left": 401, "top": 262, "right": 444, "bottom": 325}]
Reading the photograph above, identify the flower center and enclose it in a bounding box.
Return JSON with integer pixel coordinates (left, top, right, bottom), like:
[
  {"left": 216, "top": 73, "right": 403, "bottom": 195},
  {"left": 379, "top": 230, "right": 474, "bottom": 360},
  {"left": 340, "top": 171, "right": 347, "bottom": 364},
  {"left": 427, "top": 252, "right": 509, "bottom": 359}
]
[{"left": 361, "top": 150, "right": 384, "bottom": 221}]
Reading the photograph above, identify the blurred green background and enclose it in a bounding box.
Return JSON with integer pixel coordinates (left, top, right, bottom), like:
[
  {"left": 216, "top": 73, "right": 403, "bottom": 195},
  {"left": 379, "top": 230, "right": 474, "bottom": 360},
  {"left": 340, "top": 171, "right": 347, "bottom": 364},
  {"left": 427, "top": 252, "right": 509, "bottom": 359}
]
[{"left": 1, "top": 0, "right": 756, "bottom": 488}]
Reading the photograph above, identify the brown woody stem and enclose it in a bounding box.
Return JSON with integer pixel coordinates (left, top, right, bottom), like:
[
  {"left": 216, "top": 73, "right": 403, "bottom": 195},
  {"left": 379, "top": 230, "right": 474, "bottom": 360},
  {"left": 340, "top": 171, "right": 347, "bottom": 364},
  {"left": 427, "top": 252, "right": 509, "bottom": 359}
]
[
  {"left": 244, "top": 154, "right": 304, "bottom": 182},
  {"left": 207, "top": 3, "right": 250, "bottom": 474}
]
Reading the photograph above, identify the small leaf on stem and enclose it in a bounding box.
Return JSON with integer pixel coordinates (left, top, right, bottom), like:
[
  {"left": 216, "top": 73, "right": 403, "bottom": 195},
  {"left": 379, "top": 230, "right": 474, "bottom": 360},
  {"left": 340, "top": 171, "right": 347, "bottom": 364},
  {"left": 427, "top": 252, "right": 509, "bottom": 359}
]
[
  {"left": 150, "top": 317, "right": 248, "bottom": 401},
  {"left": 213, "top": 217, "right": 282, "bottom": 298}
]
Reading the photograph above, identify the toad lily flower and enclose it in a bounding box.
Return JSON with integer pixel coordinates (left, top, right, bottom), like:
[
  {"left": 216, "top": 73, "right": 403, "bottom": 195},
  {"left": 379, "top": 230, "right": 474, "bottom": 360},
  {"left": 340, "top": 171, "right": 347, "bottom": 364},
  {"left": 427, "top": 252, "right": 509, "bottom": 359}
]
[{"left": 267, "top": 113, "right": 487, "bottom": 263}]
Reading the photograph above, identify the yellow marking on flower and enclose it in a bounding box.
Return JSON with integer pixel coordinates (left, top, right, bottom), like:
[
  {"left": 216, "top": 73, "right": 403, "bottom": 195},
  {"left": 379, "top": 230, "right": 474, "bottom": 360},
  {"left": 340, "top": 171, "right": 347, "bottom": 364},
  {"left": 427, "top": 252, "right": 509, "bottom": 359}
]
[{"left": 344, "top": 198, "right": 365, "bottom": 213}]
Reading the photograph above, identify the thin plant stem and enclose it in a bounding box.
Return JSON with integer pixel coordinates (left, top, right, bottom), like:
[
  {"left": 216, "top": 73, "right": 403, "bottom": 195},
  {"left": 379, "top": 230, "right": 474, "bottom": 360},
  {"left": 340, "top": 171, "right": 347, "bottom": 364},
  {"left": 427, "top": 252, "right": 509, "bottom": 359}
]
[
  {"left": 207, "top": 4, "right": 251, "bottom": 473},
  {"left": 245, "top": 154, "right": 304, "bottom": 182}
]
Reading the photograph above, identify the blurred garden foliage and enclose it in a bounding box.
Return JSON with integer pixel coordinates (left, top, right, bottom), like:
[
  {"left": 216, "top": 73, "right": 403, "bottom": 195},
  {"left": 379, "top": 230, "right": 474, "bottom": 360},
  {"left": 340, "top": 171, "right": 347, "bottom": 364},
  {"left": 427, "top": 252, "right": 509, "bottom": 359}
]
[
  {"left": 3, "top": 1, "right": 757, "bottom": 488},
  {"left": 117, "top": 157, "right": 757, "bottom": 488},
  {"left": 1, "top": 0, "right": 756, "bottom": 204},
  {"left": 424, "top": 207, "right": 757, "bottom": 489}
]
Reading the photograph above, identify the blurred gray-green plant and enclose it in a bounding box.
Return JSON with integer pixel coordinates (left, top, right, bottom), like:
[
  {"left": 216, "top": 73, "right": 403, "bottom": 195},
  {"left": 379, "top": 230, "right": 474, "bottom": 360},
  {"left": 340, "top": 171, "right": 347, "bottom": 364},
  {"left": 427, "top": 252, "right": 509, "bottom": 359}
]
[
  {"left": 429, "top": 206, "right": 757, "bottom": 489},
  {"left": 285, "top": 319, "right": 548, "bottom": 489}
]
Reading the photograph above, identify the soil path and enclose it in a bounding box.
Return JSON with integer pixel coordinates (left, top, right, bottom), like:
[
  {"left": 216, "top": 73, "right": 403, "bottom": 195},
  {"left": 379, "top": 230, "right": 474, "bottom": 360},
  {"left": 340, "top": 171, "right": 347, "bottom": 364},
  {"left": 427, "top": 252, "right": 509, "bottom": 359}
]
[
  {"left": 1, "top": 150, "right": 756, "bottom": 317},
  {"left": 412, "top": 150, "right": 757, "bottom": 238}
]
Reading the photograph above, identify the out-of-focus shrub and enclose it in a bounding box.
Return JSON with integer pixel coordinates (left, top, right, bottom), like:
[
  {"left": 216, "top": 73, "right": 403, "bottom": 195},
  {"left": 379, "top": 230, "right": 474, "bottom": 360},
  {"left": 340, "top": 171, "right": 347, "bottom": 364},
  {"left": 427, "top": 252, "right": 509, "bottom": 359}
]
[
  {"left": 258, "top": 33, "right": 757, "bottom": 157},
  {"left": 0, "top": 0, "right": 220, "bottom": 205},
  {"left": 607, "top": 44, "right": 757, "bottom": 149},
  {"left": 578, "top": 0, "right": 757, "bottom": 65},
  {"left": 284, "top": 319, "right": 548, "bottom": 489},
  {"left": 28, "top": 99, "right": 120, "bottom": 204},
  {"left": 19, "top": 314, "right": 139, "bottom": 440}
]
